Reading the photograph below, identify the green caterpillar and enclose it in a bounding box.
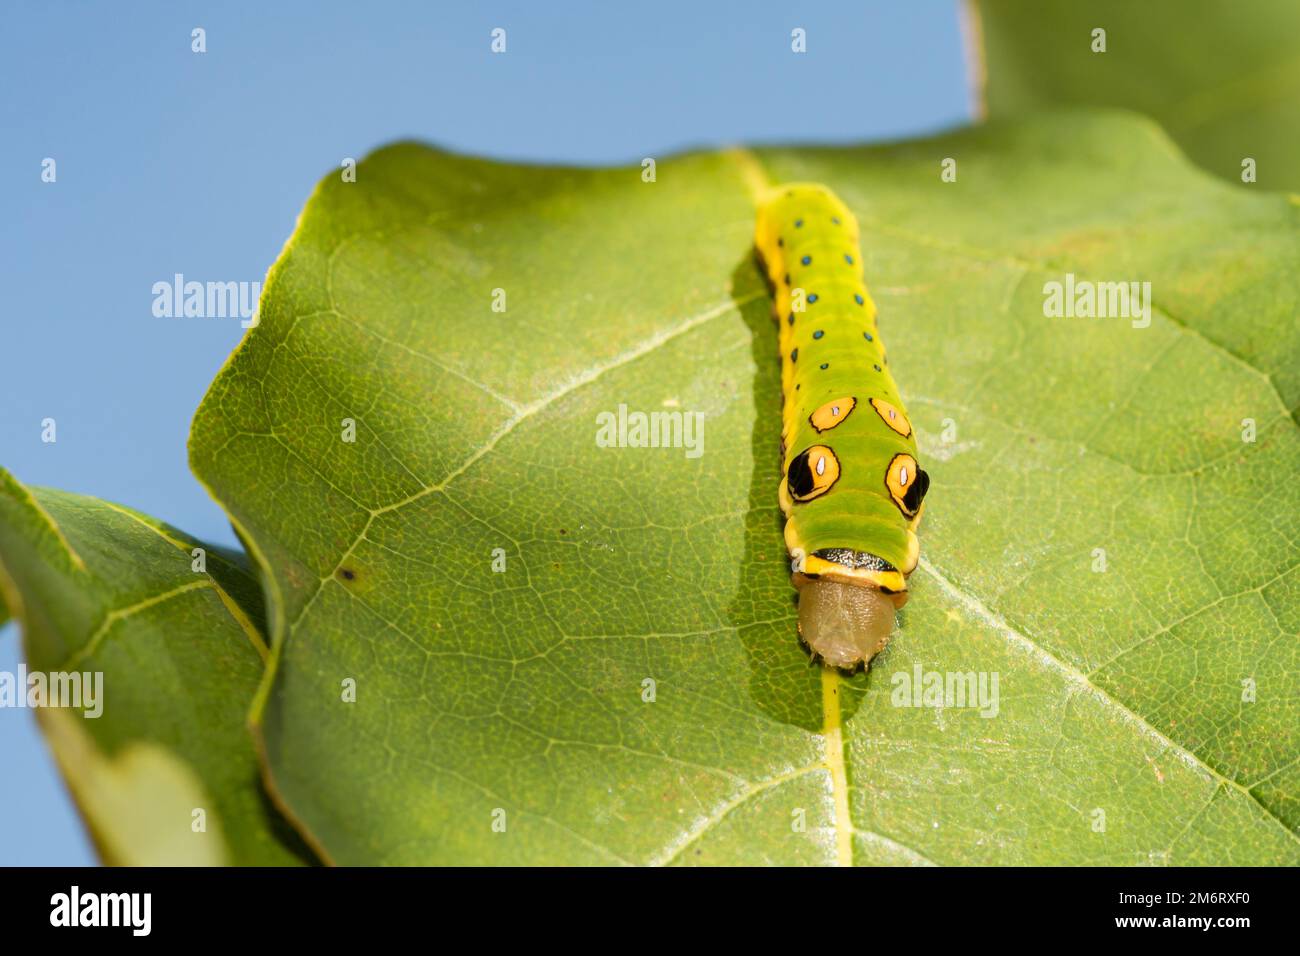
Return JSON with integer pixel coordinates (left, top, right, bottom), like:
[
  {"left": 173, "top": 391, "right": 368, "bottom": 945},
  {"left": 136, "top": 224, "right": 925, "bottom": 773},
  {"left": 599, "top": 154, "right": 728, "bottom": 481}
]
[{"left": 754, "top": 184, "right": 929, "bottom": 670}]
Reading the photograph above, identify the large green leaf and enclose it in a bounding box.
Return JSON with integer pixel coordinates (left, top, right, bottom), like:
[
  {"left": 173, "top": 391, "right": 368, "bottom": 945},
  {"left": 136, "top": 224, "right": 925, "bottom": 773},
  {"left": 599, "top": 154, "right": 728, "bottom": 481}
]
[
  {"left": 190, "top": 110, "right": 1300, "bottom": 865},
  {"left": 975, "top": 0, "right": 1300, "bottom": 191},
  {"left": 0, "top": 468, "right": 312, "bottom": 865}
]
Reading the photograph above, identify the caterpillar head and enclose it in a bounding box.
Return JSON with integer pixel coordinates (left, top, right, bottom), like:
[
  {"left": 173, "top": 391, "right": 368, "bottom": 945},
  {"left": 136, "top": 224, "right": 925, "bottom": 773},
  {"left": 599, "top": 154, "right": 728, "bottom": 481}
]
[{"left": 796, "top": 578, "right": 896, "bottom": 670}]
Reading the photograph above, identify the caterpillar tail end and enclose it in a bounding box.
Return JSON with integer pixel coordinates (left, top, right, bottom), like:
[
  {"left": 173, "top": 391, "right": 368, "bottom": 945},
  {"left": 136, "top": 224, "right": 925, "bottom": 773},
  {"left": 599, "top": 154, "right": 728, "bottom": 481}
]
[{"left": 796, "top": 580, "right": 897, "bottom": 670}]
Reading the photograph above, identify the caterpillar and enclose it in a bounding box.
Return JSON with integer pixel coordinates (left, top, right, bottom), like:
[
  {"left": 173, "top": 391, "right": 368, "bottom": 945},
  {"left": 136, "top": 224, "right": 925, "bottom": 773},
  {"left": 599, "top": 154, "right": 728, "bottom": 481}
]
[{"left": 753, "top": 184, "right": 929, "bottom": 670}]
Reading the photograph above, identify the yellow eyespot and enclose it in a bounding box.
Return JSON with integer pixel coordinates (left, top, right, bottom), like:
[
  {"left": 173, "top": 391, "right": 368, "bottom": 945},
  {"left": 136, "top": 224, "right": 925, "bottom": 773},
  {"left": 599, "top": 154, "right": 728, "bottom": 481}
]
[
  {"left": 885, "top": 453, "right": 929, "bottom": 518},
  {"left": 870, "top": 398, "right": 911, "bottom": 437},
  {"left": 787, "top": 444, "right": 841, "bottom": 503},
  {"left": 809, "top": 396, "right": 856, "bottom": 433}
]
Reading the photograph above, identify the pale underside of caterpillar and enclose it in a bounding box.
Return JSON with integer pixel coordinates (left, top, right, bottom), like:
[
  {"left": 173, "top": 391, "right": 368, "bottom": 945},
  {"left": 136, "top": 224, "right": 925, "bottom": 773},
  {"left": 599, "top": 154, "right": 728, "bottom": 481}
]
[{"left": 754, "top": 184, "right": 929, "bottom": 670}]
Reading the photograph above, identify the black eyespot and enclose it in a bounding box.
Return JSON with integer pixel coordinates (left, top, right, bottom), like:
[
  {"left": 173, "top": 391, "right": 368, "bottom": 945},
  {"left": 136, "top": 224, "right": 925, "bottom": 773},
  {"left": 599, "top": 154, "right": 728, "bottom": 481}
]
[
  {"left": 903, "top": 469, "right": 930, "bottom": 514},
  {"left": 787, "top": 449, "right": 815, "bottom": 498},
  {"left": 786, "top": 445, "right": 841, "bottom": 503}
]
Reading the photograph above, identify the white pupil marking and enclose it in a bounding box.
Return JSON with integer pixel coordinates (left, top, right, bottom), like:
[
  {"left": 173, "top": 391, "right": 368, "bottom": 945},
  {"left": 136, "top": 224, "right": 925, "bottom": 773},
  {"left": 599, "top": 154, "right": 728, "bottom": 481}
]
[
  {"left": 832, "top": 406, "right": 840, "bottom": 415},
  {"left": 815, "top": 455, "right": 826, "bottom": 476},
  {"left": 889, "top": 409, "right": 896, "bottom": 419},
  {"left": 900, "top": 466, "right": 909, "bottom": 484}
]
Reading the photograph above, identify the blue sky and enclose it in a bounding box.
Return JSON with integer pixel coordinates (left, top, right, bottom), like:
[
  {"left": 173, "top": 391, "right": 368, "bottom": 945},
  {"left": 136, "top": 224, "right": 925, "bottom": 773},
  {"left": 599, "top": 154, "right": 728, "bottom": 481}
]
[{"left": 0, "top": 0, "right": 971, "bottom": 865}]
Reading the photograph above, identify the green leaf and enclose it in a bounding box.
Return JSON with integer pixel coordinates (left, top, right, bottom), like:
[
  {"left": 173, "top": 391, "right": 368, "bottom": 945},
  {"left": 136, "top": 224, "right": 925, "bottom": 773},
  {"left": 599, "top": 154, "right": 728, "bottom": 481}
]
[
  {"left": 38, "top": 709, "right": 230, "bottom": 866},
  {"left": 190, "top": 111, "right": 1300, "bottom": 865},
  {"left": 0, "top": 468, "right": 313, "bottom": 865},
  {"left": 976, "top": 0, "right": 1300, "bottom": 190}
]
